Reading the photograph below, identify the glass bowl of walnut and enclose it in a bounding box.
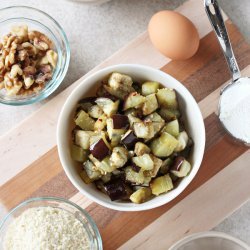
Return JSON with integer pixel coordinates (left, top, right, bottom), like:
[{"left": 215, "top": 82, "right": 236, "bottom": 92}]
[{"left": 0, "top": 6, "right": 70, "bottom": 105}]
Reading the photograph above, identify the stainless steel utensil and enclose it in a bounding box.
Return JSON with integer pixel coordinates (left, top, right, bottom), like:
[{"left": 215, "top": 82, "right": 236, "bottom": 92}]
[{"left": 205, "top": 0, "right": 250, "bottom": 146}]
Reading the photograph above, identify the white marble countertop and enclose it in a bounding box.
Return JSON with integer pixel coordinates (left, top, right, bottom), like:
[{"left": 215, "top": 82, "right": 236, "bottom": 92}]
[{"left": 0, "top": 0, "right": 249, "bottom": 245}]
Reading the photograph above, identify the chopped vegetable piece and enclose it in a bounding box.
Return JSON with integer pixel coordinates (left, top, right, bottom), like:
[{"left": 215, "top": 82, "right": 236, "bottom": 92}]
[
  {"left": 156, "top": 88, "right": 178, "bottom": 109},
  {"left": 83, "top": 160, "right": 101, "bottom": 181},
  {"left": 133, "top": 121, "right": 154, "bottom": 139},
  {"left": 111, "top": 114, "right": 129, "bottom": 129},
  {"left": 132, "top": 154, "right": 154, "bottom": 170},
  {"left": 123, "top": 92, "right": 146, "bottom": 110},
  {"left": 78, "top": 97, "right": 96, "bottom": 111},
  {"left": 71, "top": 144, "right": 88, "bottom": 162},
  {"left": 121, "top": 130, "right": 139, "bottom": 149},
  {"left": 75, "top": 110, "right": 95, "bottom": 131},
  {"left": 174, "top": 131, "right": 189, "bottom": 152},
  {"left": 134, "top": 142, "right": 151, "bottom": 156},
  {"left": 80, "top": 170, "right": 92, "bottom": 184},
  {"left": 75, "top": 130, "right": 94, "bottom": 150},
  {"left": 127, "top": 114, "right": 141, "bottom": 127},
  {"left": 108, "top": 72, "right": 133, "bottom": 88},
  {"left": 103, "top": 85, "right": 129, "bottom": 99},
  {"left": 94, "top": 114, "right": 107, "bottom": 131},
  {"left": 90, "top": 138, "right": 110, "bottom": 161},
  {"left": 110, "top": 147, "right": 128, "bottom": 168},
  {"left": 150, "top": 174, "right": 173, "bottom": 196},
  {"left": 104, "top": 178, "right": 131, "bottom": 201},
  {"left": 141, "top": 81, "right": 160, "bottom": 96},
  {"left": 130, "top": 187, "right": 152, "bottom": 204},
  {"left": 124, "top": 108, "right": 143, "bottom": 119},
  {"left": 95, "top": 97, "right": 119, "bottom": 117},
  {"left": 171, "top": 158, "right": 191, "bottom": 177},
  {"left": 160, "top": 158, "right": 173, "bottom": 174},
  {"left": 162, "top": 119, "right": 179, "bottom": 137},
  {"left": 131, "top": 162, "right": 141, "bottom": 172},
  {"left": 89, "top": 154, "right": 116, "bottom": 173},
  {"left": 159, "top": 108, "right": 180, "bottom": 121},
  {"left": 106, "top": 118, "right": 126, "bottom": 147},
  {"left": 147, "top": 155, "right": 163, "bottom": 177},
  {"left": 96, "top": 85, "right": 118, "bottom": 100},
  {"left": 145, "top": 112, "right": 164, "bottom": 123},
  {"left": 150, "top": 132, "right": 179, "bottom": 157},
  {"left": 125, "top": 166, "right": 151, "bottom": 185},
  {"left": 88, "top": 104, "right": 103, "bottom": 118},
  {"left": 142, "top": 94, "right": 158, "bottom": 115}
]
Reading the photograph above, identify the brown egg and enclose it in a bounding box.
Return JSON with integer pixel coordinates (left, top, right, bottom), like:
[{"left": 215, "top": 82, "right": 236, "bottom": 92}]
[{"left": 148, "top": 10, "right": 200, "bottom": 60}]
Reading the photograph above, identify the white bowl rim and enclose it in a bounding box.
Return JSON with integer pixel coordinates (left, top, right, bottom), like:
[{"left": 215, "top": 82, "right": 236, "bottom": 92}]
[
  {"left": 57, "top": 64, "right": 206, "bottom": 211},
  {"left": 169, "top": 231, "right": 250, "bottom": 250}
]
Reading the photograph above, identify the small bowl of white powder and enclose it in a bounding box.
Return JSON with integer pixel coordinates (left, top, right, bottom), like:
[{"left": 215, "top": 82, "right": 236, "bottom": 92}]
[{"left": 0, "top": 197, "right": 102, "bottom": 250}]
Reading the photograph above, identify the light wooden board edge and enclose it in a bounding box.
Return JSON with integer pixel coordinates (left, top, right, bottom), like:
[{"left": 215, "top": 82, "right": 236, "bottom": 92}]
[
  {"left": 119, "top": 150, "right": 250, "bottom": 250},
  {"left": 0, "top": 0, "right": 227, "bottom": 186}
]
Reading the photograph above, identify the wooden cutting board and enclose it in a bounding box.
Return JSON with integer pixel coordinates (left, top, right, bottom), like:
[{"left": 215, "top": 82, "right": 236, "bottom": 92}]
[{"left": 0, "top": 0, "right": 250, "bottom": 249}]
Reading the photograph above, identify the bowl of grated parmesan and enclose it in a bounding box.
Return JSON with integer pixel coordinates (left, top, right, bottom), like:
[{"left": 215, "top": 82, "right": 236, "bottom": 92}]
[{"left": 0, "top": 197, "right": 102, "bottom": 250}]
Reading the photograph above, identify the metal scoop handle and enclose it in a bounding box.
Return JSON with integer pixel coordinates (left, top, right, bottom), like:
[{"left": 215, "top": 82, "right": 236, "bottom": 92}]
[{"left": 204, "top": 0, "right": 241, "bottom": 82}]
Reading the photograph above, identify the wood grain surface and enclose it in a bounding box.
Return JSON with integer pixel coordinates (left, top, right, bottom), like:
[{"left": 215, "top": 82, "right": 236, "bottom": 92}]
[{"left": 0, "top": 0, "right": 250, "bottom": 249}]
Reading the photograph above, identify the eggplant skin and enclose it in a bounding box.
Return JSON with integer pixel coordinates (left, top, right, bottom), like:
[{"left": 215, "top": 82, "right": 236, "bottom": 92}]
[
  {"left": 90, "top": 139, "right": 110, "bottom": 161},
  {"left": 104, "top": 178, "right": 130, "bottom": 201}
]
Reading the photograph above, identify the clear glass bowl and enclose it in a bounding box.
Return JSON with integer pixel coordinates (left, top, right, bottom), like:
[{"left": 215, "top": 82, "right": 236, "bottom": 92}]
[
  {"left": 0, "top": 197, "right": 102, "bottom": 249},
  {"left": 169, "top": 231, "right": 249, "bottom": 250},
  {"left": 0, "top": 6, "right": 70, "bottom": 105}
]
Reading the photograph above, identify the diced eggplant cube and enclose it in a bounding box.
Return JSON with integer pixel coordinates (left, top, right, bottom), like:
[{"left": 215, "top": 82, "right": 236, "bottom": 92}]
[
  {"left": 147, "top": 155, "right": 163, "bottom": 177},
  {"left": 130, "top": 187, "right": 152, "bottom": 204},
  {"left": 103, "top": 85, "right": 128, "bottom": 100},
  {"left": 127, "top": 113, "right": 141, "bottom": 127},
  {"left": 150, "top": 132, "right": 179, "bottom": 157},
  {"left": 75, "top": 110, "right": 95, "bottom": 131},
  {"left": 156, "top": 88, "right": 178, "bottom": 109},
  {"left": 141, "top": 81, "right": 160, "bottom": 96},
  {"left": 83, "top": 160, "right": 101, "bottom": 181},
  {"left": 171, "top": 157, "right": 191, "bottom": 177},
  {"left": 104, "top": 178, "right": 131, "bottom": 201},
  {"left": 75, "top": 130, "right": 95, "bottom": 150},
  {"left": 108, "top": 72, "right": 133, "bottom": 88},
  {"left": 111, "top": 114, "right": 129, "bottom": 129},
  {"left": 121, "top": 130, "right": 139, "bottom": 149},
  {"left": 71, "top": 144, "right": 88, "bottom": 162},
  {"left": 110, "top": 147, "right": 128, "bottom": 168},
  {"left": 88, "top": 104, "right": 103, "bottom": 119},
  {"left": 160, "top": 158, "right": 173, "bottom": 175},
  {"left": 131, "top": 162, "right": 141, "bottom": 173},
  {"left": 174, "top": 131, "right": 189, "bottom": 152},
  {"left": 94, "top": 114, "right": 107, "bottom": 131},
  {"left": 134, "top": 142, "right": 151, "bottom": 156},
  {"left": 132, "top": 154, "right": 154, "bottom": 170},
  {"left": 125, "top": 166, "right": 151, "bottom": 185},
  {"left": 150, "top": 174, "right": 173, "bottom": 196},
  {"left": 80, "top": 170, "right": 92, "bottom": 184},
  {"left": 159, "top": 108, "right": 181, "bottom": 121},
  {"left": 90, "top": 138, "right": 110, "bottom": 161},
  {"left": 162, "top": 119, "right": 179, "bottom": 138},
  {"left": 142, "top": 94, "right": 158, "bottom": 115},
  {"left": 123, "top": 92, "right": 146, "bottom": 110},
  {"left": 95, "top": 97, "right": 119, "bottom": 117},
  {"left": 89, "top": 154, "right": 116, "bottom": 173},
  {"left": 106, "top": 118, "right": 126, "bottom": 147},
  {"left": 133, "top": 121, "right": 154, "bottom": 139}
]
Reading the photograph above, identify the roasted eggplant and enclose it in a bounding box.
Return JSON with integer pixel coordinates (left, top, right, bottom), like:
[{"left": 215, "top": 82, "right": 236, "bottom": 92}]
[{"left": 71, "top": 71, "right": 193, "bottom": 204}]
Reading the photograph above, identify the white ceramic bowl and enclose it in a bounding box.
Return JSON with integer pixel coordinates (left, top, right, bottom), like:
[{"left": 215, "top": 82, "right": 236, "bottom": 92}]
[
  {"left": 57, "top": 64, "right": 205, "bottom": 211},
  {"left": 169, "top": 231, "right": 250, "bottom": 250}
]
